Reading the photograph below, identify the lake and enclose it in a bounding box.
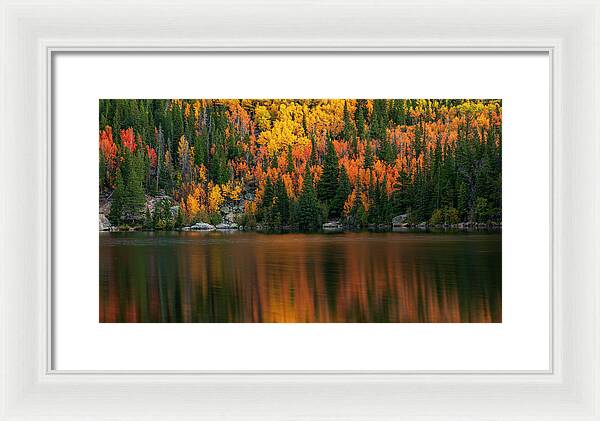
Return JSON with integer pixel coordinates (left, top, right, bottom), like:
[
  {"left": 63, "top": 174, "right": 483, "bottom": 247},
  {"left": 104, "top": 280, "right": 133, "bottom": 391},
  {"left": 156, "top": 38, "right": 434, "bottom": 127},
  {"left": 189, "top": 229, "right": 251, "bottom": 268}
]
[{"left": 99, "top": 231, "right": 501, "bottom": 323}]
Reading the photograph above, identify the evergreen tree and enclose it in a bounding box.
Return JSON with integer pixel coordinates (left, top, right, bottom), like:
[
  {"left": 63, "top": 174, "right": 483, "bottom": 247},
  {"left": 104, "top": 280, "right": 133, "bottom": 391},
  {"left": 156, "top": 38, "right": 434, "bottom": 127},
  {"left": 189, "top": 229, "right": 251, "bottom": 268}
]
[
  {"left": 262, "top": 177, "right": 274, "bottom": 209},
  {"left": 298, "top": 168, "right": 320, "bottom": 231},
  {"left": 317, "top": 139, "right": 339, "bottom": 204},
  {"left": 109, "top": 168, "right": 125, "bottom": 225},
  {"left": 342, "top": 100, "right": 355, "bottom": 145},
  {"left": 379, "top": 136, "right": 394, "bottom": 164},
  {"left": 355, "top": 100, "right": 367, "bottom": 142},
  {"left": 309, "top": 135, "right": 318, "bottom": 165},
  {"left": 331, "top": 165, "right": 351, "bottom": 218},
  {"left": 370, "top": 99, "right": 388, "bottom": 141},
  {"left": 175, "top": 208, "right": 184, "bottom": 229},
  {"left": 143, "top": 206, "right": 152, "bottom": 229},
  {"left": 364, "top": 139, "right": 374, "bottom": 169},
  {"left": 392, "top": 169, "right": 411, "bottom": 214},
  {"left": 274, "top": 178, "right": 290, "bottom": 226},
  {"left": 121, "top": 152, "right": 146, "bottom": 224}
]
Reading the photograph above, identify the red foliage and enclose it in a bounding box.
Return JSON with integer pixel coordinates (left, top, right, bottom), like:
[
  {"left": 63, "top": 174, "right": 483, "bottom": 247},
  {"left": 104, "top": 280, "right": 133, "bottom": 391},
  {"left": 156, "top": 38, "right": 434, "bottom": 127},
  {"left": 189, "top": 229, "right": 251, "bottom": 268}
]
[
  {"left": 146, "top": 145, "right": 157, "bottom": 168},
  {"left": 120, "top": 127, "right": 137, "bottom": 153},
  {"left": 99, "top": 126, "right": 117, "bottom": 168}
]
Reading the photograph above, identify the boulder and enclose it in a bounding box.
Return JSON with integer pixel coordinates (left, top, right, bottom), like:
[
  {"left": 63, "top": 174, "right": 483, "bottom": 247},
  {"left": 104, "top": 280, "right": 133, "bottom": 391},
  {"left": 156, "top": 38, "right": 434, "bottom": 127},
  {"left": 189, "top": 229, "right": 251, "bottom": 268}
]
[
  {"left": 322, "top": 221, "right": 342, "bottom": 231},
  {"left": 392, "top": 214, "right": 408, "bottom": 227},
  {"left": 190, "top": 222, "right": 216, "bottom": 231},
  {"left": 216, "top": 222, "right": 239, "bottom": 230},
  {"left": 99, "top": 213, "right": 111, "bottom": 231}
]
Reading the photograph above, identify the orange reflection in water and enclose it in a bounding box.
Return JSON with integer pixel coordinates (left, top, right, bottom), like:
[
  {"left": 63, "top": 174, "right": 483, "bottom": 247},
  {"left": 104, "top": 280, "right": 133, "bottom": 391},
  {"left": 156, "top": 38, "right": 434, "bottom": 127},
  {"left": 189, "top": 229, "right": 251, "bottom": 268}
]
[{"left": 100, "top": 232, "right": 501, "bottom": 323}]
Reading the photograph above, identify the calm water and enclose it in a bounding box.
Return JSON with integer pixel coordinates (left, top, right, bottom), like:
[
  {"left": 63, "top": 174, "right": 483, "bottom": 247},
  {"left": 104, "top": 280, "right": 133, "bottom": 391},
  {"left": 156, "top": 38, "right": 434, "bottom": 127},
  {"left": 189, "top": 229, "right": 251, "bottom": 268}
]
[{"left": 99, "top": 231, "right": 501, "bottom": 323}]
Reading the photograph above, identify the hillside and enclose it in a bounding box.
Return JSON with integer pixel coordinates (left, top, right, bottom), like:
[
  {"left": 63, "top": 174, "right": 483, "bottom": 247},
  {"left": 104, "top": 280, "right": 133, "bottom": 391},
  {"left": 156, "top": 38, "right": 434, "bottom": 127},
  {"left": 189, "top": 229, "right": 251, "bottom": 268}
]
[{"left": 99, "top": 99, "right": 502, "bottom": 231}]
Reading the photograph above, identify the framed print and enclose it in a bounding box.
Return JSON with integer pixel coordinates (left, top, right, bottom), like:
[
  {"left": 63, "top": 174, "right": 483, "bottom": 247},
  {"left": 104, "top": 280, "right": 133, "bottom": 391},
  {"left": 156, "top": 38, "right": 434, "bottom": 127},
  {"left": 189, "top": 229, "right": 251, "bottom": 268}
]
[{"left": 1, "top": 0, "right": 599, "bottom": 420}]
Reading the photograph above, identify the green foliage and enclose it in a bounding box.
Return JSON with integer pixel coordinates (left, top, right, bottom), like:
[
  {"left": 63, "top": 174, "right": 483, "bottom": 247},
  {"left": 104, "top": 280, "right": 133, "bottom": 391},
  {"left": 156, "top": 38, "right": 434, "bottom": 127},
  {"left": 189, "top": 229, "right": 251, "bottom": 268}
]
[
  {"left": 317, "top": 139, "right": 339, "bottom": 204},
  {"left": 475, "top": 197, "right": 489, "bottom": 223},
  {"left": 298, "top": 169, "right": 320, "bottom": 231},
  {"left": 120, "top": 151, "right": 146, "bottom": 224},
  {"left": 152, "top": 199, "right": 175, "bottom": 231},
  {"left": 175, "top": 208, "right": 184, "bottom": 229},
  {"left": 109, "top": 168, "right": 124, "bottom": 225},
  {"left": 430, "top": 208, "right": 444, "bottom": 226},
  {"left": 445, "top": 207, "right": 460, "bottom": 225},
  {"left": 331, "top": 165, "right": 351, "bottom": 218},
  {"left": 364, "top": 139, "right": 374, "bottom": 169}
]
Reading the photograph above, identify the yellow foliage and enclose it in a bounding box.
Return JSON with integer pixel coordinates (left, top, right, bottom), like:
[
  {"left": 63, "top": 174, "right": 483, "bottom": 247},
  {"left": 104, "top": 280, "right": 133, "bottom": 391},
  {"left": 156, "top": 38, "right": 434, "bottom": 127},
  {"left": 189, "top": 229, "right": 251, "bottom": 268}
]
[
  {"left": 245, "top": 200, "right": 257, "bottom": 215},
  {"left": 208, "top": 183, "right": 224, "bottom": 213},
  {"left": 177, "top": 135, "right": 189, "bottom": 163},
  {"left": 257, "top": 118, "right": 309, "bottom": 156},
  {"left": 193, "top": 100, "right": 202, "bottom": 123},
  {"left": 255, "top": 105, "right": 271, "bottom": 131},
  {"left": 221, "top": 180, "right": 243, "bottom": 201},
  {"left": 186, "top": 194, "right": 201, "bottom": 218}
]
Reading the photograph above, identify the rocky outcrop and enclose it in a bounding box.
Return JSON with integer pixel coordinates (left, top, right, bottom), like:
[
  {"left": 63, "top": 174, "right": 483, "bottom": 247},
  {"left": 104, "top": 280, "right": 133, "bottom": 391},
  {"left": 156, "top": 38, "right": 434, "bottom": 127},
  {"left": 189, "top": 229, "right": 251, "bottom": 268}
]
[
  {"left": 392, "top": 214, "right": 408, "bottom": 227},
  {"left": 99, "top": 213, "right": 111, "bottom": 231}
]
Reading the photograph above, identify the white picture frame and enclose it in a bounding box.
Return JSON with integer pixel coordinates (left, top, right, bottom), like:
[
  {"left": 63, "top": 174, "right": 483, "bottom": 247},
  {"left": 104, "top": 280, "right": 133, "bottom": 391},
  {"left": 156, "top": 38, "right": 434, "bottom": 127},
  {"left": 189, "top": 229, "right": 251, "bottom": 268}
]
[{"left": 1, "top": 0, "right": 598, "bottom": 419}]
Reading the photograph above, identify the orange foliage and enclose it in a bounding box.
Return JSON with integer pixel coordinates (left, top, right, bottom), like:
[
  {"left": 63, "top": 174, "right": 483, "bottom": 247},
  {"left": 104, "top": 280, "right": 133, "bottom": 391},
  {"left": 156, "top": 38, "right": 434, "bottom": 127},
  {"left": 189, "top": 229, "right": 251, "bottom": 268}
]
[{"left": 120, "top": 128, "right": 137, "bottom": 153}]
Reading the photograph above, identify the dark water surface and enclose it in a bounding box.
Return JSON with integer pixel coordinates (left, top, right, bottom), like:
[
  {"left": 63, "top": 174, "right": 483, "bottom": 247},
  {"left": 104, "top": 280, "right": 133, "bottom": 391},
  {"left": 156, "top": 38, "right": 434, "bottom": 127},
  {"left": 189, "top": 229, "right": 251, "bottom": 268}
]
[{"left": 99, "top": 231, "right": 501, "bottom": 323}]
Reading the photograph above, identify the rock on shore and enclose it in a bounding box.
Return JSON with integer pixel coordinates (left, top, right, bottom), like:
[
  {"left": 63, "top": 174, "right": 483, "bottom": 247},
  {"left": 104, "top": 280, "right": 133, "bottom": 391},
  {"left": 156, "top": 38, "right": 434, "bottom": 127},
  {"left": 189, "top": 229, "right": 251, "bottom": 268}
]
[
  {"left": 216, "top": 222, "right": 239, "bottom": 230},
  {"left": 189, "top": 222, "right": 216, "bottom": 231}
]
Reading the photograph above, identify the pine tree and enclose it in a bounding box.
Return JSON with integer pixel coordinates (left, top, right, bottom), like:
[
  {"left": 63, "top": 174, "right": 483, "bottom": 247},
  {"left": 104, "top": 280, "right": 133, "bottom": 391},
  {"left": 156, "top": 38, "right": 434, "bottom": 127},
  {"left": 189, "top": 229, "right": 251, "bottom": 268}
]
[
  {"left": 379, "top": 136, "right": 394, "bottom": 164},
  {"left": 274, "top": 178, "right": 290, "bottom": 226},
  {"left": 143, "top": 206, "right": 152, "bottom": 229},
  {"left": 175, "top": 208, "right": 184, "bottom": 228},
  {"left": 355, "top": 100, "right": 366, "bottom": 143},
  {"left": 309, "top": 135, "right": 318, "bottom": 165},
  {"left": 342, "top": 100, "right": 355, "bottom": 144},
  {"left": 109, "top": 168, "right": 124, "bottom": 225},
  {"left": 364, "top": 138, "right": 374, "bottom": 169},
  {"left": 370, "top": 99, "right": 388, "bottom": 141},
  {"left": 121, "top": 152, "right": 146, "bottom": 224},
  {"left": 331, "top": 165, "right": 351, "bottom": 218},
  {"left": 392, "top": 169, "right": 411, "bottom": 214},
  {"left": 262, "top": 177, "right": 274, "bottom": 209},
  {"left": 298, "top": 168, "right": 319, "bottom": 231},
  {"left": 317, "top": 139, "right": 339, "bottom": 204}
]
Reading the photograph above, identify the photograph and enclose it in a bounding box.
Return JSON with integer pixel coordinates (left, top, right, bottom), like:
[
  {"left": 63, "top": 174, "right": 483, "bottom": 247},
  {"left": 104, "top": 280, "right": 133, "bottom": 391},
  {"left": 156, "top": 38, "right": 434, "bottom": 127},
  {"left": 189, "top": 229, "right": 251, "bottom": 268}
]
[{"left": 99, "top": 99, "right": 502, "bottom": 323}]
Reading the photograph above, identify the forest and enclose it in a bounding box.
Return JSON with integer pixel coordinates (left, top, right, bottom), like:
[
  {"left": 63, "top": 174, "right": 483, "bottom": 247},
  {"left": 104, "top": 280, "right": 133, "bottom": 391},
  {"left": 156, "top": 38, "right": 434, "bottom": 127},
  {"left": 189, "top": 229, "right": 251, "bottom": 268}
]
[{"left": 99, "top": 99, "right": 502, "bottom": 231}]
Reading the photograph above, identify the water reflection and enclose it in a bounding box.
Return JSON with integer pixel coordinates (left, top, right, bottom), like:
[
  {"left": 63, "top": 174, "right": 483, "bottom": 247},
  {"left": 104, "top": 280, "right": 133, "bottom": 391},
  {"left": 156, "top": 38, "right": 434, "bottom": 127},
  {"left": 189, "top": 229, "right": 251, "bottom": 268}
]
[{"left": 99, "top": 232, "right": 501, "bottom": 323}]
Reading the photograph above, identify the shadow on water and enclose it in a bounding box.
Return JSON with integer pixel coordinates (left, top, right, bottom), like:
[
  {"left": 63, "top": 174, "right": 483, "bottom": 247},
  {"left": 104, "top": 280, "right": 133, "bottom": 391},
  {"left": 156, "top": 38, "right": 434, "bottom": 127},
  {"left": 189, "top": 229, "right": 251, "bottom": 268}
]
[{"left": 99, "top": 231, "right": 501, "bottom": 323}]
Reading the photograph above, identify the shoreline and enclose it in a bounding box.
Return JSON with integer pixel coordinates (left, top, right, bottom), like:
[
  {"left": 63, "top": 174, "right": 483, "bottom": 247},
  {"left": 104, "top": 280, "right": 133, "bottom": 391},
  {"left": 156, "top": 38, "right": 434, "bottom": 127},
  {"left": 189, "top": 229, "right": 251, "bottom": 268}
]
[{"left": 100, "top": 224, "right": 502, "bottom": 234}]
